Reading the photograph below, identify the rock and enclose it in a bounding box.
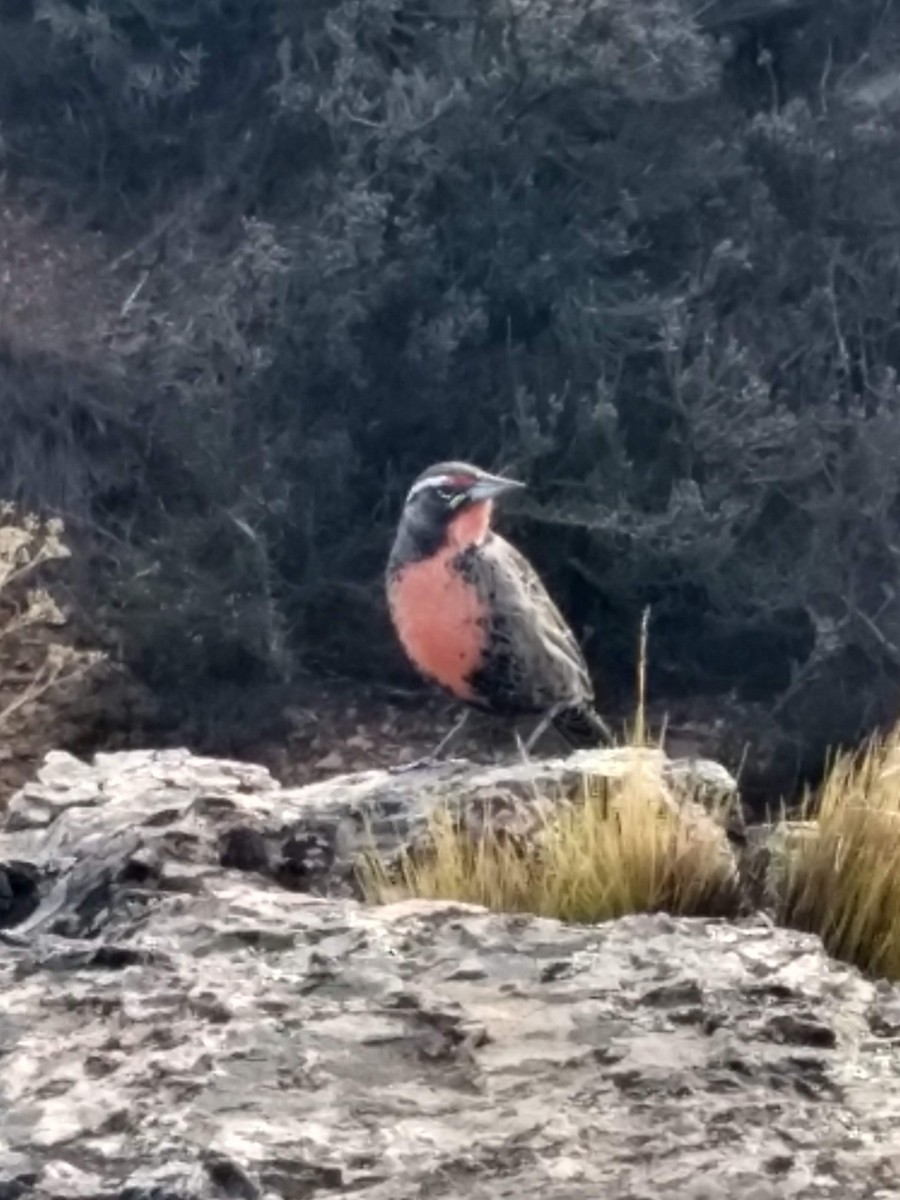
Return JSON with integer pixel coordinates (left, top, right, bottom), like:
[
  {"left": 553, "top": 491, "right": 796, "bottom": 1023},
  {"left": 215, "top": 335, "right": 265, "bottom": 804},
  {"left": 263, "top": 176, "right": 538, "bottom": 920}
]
[
  {"left": 0, "top": 746, "right": 743, "bottom": 916},
  {"left": 739, "top": 820, "right": 820, "bottom": 910},
  {"left": 0, "top": 748, "right": 898, "bottom": 1198}
]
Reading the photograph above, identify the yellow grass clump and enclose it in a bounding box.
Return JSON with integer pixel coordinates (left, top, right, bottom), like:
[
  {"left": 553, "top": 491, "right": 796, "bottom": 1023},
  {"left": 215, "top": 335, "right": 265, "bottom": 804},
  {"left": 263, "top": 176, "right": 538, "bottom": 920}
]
[
  {"left": 780, "top": 727, "right": 900, "bottom": 980},
  {"left": 358, "top": 764, "right": 739, "bottom": 922},
  {"left": 358, "top": 608, "right": 739, "bottom": 923}
]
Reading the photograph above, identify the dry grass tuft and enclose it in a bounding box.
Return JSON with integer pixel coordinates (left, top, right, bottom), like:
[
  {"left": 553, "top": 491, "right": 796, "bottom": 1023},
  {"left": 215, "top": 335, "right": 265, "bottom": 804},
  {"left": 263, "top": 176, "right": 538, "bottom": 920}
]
[
  {"left": 780, "top": 728, "right": 900, "bottom": 980},
  {"left": 359, "top": 608, "right": 739, "bottom": 923},
  {"left": 358, "top": 764, "right": 739, "bottom": 922}
]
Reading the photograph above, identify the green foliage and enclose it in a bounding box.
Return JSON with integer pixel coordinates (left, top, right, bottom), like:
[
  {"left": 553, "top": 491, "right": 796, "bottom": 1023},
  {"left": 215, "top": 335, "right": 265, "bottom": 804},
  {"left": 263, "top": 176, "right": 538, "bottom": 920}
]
[
  {"left": 2, "top": 0, "right": 900, "bottom": 783},
  {"left": 0, "top": 0, "right": 275, "bottom": 218}
]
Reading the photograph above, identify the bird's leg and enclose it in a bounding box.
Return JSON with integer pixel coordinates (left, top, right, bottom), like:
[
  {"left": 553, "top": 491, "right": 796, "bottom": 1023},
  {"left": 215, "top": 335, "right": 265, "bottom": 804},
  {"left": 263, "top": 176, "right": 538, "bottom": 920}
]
[
  {"left": 514, "top": 729, "right": 533, "bottom": 768},
  {"left": 389, "top": 709, "right": 472, "bottom": 773},
  {"left": 426, "top": 708, "right": 472, "bottom": 761},
  {"left": 521, "top": 701, "right": 566, "bottom": 757}
]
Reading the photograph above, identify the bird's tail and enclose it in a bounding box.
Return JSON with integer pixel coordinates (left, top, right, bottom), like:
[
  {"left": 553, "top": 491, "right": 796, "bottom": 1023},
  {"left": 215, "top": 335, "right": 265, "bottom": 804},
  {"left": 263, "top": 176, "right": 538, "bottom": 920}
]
[{"left": 552, "top": 702, "right": 614, "bottom": 749}]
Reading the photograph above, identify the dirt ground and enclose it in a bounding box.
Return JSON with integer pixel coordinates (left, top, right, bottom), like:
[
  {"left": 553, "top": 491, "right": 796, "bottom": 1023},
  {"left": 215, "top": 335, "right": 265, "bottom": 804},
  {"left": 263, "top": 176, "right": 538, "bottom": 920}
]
[
  {"left": 250, "top": 680, "right": 736, "bottom": 787},
  {"left": 250, "top": 680, "right": 583, "bottom": 784}
]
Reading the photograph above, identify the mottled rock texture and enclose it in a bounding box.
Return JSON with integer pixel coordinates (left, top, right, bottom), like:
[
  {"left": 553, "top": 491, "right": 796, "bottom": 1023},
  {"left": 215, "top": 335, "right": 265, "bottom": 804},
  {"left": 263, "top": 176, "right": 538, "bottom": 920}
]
[
  {"left": 0, "top": 746, "right": 744, "bottom": 917},
  {"left": 0, "top": 749, "right": 898, "bottom": 1199}
]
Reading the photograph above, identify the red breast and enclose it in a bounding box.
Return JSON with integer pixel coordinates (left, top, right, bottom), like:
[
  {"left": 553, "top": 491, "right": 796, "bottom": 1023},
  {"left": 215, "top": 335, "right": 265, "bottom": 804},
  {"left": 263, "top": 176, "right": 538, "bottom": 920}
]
[{"left": 387, "top": 531, "right": 489, "bottom": 703}]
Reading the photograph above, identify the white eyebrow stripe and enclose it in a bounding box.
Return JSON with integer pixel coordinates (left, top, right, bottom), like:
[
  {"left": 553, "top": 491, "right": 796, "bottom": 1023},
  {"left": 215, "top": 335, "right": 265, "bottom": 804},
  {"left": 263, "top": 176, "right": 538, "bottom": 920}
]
[{"left": 405, "top": 474, "right": 455, "bottom": 502}]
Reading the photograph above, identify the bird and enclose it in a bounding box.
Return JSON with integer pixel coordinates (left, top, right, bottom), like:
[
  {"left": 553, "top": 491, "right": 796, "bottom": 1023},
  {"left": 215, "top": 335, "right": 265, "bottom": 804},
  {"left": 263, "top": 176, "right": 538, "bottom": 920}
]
[{"left": 386, "top": 460, "right": 612, "bottom": 767}]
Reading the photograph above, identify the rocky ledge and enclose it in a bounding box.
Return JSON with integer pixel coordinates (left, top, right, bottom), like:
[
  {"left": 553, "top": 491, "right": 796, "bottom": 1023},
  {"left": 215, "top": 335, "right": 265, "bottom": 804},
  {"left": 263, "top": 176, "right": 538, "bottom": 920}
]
[{"left": 0, "top": 748, "right": 898, "bottom": 1199}]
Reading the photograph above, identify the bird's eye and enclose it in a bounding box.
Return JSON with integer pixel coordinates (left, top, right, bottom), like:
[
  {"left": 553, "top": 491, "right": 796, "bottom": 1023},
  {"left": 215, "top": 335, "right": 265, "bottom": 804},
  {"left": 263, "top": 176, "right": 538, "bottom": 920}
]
[{"left": 435, "top": 487, "right": 454, "bottom": 502}]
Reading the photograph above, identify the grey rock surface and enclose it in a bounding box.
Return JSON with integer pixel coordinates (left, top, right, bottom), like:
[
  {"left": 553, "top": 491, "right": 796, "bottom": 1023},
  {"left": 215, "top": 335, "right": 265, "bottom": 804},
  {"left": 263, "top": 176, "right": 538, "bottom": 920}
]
[
  {"left": 0, "top": 746, "right": 743, "bottom": 919},
  {"left": 0, "top": 749, "right": 898, "bottom": 1199}
]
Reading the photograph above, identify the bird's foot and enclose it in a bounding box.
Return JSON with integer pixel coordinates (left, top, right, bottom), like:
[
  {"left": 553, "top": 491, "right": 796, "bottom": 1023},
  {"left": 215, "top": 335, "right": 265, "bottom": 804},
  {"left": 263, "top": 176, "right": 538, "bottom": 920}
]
[{"left": 514, "top": 731, "right": 535, "bottom": 767}]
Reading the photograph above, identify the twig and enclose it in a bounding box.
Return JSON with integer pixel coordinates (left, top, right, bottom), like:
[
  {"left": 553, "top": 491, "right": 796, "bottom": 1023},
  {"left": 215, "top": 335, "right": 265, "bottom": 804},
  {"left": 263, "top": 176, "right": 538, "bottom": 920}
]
[
  {"left": 0, "top": 656, "right": 96, "bottom": 733},
  {"left": 120, "top": 269, "right": 150, "bottom": 317}
]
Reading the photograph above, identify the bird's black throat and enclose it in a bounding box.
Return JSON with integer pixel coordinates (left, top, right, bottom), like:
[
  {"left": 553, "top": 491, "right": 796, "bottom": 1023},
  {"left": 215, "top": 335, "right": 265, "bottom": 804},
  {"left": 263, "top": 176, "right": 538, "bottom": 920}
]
[{"left": 387, "top": 510, "right": 447, "bottom": 574}]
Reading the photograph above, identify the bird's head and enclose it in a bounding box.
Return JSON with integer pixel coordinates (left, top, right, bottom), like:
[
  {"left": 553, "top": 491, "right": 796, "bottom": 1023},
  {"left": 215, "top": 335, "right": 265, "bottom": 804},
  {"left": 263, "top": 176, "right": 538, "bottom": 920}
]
[{"left": 394, "top": 461, "right": 526, "bottom": 558}]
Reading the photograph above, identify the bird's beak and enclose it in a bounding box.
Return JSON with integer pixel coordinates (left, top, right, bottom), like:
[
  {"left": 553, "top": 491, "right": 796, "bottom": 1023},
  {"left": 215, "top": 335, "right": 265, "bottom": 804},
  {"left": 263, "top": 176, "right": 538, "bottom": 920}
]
[{"left": 466, "top": 472, "right": 527, "bottom": 503}]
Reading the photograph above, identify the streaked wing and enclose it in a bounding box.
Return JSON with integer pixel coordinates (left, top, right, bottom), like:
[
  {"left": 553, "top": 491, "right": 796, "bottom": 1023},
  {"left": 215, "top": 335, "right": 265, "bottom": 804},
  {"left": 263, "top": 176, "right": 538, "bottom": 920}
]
[{"left": 478, "top": 533, "right": 594, "bottom": 707}]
